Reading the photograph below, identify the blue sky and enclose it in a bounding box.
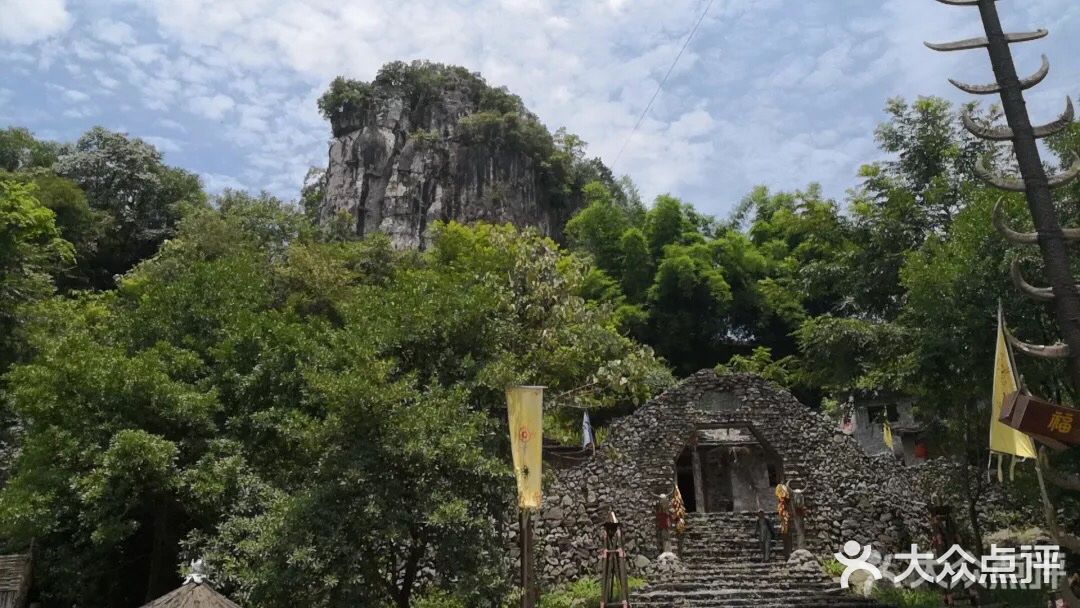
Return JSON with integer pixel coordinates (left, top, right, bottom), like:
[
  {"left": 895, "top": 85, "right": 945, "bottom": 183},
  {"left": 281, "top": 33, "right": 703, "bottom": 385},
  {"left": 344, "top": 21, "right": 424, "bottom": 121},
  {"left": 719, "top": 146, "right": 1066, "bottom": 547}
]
[{"left": 1, "top": 0, "right": 1077, "bottom": 217}]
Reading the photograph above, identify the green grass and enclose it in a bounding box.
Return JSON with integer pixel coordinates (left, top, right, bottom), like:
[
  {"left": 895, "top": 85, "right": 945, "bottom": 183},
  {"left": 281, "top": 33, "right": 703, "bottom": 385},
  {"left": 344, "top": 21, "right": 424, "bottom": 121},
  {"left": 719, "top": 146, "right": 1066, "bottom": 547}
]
[
  {"left": 869, "top": 585, "right": 1054, "bottom": 608},
  {"left": 537, "top": 576, "right": 647, "bottom": 608},
  {"left": 985, "top": 586, "right": 1056, "bottom": 608},
  {"left": 412, "top": 590, "right": 468, "bottom": 608},
  {"left": 821, "top": 557, "right": 845, "bottom": 578},
  {"left": 871, "top": 586, "right": 944, "bottom": 608}
]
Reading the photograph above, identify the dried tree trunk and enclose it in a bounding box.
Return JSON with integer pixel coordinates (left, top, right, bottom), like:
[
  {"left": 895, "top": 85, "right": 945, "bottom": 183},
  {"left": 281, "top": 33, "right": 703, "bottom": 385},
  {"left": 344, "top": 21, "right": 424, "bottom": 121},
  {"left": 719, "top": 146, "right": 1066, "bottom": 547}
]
[{"left": 977, "top": 0, "right": 1080, "bottom": 391}]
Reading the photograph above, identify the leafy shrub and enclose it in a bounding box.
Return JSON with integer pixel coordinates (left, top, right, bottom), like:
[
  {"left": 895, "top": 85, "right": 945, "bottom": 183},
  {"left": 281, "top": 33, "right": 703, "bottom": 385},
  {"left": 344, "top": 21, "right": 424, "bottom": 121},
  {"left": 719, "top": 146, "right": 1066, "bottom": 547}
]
[
  {"left": 986, "top": 587, "right": 1055, "bottom": 608},
  {"left": 870, "top": 586, "right": 942, "bottom": 608},
  {"left": 317, "top": 76, "right": 374, "bottom": 120},
  {"left": 411, "top": 128, "right": 444, "bottom": 146},
  {"left": 821, "top": 557, "right": 845, "bottom": 578},
  {"left": 538, "top": 577, "right": 646, "bottom": 608},
  {"left": 413, "top": 589, "right": 469, "bottom": 608},
  {"left": 871, "top": 584, "right": 1052, "bottom": 608}
]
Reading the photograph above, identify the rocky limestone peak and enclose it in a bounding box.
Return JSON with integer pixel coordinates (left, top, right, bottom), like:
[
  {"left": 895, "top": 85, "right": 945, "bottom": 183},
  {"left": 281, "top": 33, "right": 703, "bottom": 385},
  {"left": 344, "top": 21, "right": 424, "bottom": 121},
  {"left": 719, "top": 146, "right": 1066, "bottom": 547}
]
[{"left": 317, "top": 60, "right": 590, "bottom": 249}]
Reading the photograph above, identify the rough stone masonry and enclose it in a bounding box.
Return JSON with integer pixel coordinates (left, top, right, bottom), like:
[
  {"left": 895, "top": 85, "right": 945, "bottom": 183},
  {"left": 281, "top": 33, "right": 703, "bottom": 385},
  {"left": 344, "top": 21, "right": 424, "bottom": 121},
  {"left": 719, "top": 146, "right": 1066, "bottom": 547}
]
[{"left": 521, "top": 370, "right": 932, "bottom": 585}]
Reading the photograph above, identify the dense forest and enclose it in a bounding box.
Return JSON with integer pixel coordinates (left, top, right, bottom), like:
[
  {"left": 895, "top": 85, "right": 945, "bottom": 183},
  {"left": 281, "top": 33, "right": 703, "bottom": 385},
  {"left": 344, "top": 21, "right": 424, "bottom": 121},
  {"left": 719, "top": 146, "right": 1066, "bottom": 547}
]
[{"left": 0, "top": 61, "right": 1078, "bottom": 607}]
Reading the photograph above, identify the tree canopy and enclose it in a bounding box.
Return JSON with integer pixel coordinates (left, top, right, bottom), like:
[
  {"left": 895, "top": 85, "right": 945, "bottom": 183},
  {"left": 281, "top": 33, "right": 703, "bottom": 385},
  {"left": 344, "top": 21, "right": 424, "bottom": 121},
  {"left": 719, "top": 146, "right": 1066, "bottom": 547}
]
[
  {"left": 1, "top": 91, "right": 1079, "bottom": 607},
  {"left": 0, "top": 191, "right": 669, "bottom": 606}
]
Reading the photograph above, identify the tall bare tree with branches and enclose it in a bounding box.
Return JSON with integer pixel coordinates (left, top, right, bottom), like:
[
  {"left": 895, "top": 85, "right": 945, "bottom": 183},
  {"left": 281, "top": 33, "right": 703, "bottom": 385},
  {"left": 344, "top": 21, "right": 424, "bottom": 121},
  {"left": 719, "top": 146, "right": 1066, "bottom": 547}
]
[{"left": 924, "top": 0, "right": 1078, "bottom": 604}]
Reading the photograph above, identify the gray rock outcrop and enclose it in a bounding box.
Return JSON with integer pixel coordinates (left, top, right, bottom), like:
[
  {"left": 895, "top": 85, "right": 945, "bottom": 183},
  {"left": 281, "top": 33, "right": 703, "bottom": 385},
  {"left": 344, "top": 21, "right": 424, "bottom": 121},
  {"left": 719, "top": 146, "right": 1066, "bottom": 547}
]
[{"left": 318, "top": 62, "right": 582, "bottom": 249}]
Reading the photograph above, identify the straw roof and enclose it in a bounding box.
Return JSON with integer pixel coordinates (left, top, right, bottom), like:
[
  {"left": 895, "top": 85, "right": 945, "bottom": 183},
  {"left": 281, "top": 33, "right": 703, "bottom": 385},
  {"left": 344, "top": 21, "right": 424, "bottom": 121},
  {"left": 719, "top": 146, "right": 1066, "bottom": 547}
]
[
  {"left": 140, "top": 581, "right": 241, "bottom": 608},
  {"left": 0, "top": 554, "right": 30, "bottom": 592}
]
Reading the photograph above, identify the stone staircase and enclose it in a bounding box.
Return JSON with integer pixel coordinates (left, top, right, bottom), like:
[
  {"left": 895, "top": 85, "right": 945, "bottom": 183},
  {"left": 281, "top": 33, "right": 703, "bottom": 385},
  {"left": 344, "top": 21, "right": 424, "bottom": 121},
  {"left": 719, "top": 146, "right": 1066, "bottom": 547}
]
[{"left": 632, "top": 512, "right": 891, "bottom": 608}]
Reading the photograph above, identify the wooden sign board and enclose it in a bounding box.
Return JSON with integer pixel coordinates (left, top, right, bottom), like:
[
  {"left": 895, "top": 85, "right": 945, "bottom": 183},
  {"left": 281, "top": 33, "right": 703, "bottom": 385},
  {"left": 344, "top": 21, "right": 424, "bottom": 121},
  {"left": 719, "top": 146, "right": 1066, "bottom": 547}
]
[{"left": 1000, "top": 392, "right": 1080, "bottom": 447}]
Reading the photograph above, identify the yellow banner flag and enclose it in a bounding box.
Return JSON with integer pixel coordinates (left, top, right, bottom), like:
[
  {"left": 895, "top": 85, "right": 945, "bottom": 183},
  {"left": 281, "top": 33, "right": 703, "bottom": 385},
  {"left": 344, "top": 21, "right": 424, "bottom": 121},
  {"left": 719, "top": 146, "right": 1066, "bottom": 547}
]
[
  {"left": 991, "top": 307, "right": 1037, "bottom": 459},
  {"left": 883, "top": 421, "right": 894, "bottom": 450},
  {"left": 507, "top": 386, "right": 544, "bottom": 509}
]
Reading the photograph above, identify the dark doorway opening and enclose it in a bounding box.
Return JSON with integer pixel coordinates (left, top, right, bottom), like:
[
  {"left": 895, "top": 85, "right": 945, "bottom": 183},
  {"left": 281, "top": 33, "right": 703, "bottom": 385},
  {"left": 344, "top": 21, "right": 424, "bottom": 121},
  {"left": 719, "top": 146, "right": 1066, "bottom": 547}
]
[
  {"left": 675, "top": 448, "right": 697, "bottom": 513},
  {"left": 673, "top": 426, "right": 783, "bottom": 513}
]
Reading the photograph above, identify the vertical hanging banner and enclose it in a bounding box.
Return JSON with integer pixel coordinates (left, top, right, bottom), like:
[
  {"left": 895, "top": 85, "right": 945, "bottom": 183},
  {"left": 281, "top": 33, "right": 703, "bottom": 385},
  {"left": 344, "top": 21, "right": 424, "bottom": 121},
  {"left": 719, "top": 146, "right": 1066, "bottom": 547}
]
[
  {"left": 507, "top": 386, "right": 544, "bottom": 509},
  {"left": 991, "top": 307, "right": 1037, "bottom": 460}
]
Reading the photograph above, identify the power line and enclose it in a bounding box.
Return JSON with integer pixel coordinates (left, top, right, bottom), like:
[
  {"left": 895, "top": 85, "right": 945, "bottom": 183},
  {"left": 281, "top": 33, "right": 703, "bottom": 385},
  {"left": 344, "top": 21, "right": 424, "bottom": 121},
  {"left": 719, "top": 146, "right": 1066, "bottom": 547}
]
[{"left": 612, "top": 0, "right": 717, "bottom": 170}]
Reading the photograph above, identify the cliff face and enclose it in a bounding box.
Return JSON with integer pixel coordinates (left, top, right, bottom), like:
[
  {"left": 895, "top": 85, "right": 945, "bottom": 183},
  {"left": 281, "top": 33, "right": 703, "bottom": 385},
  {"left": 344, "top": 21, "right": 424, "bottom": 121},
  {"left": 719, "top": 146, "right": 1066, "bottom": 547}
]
[{"left": 319, "top": 62, "right": 580, "bottom": 249}]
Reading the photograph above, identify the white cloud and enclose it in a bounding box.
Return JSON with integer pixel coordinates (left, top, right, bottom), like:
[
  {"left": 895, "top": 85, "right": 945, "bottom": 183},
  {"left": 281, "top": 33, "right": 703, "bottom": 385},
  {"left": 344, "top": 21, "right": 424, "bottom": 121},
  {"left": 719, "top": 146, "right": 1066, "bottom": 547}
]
[
  {"left": 141, "top": 135, "right": 182, "bottom": 154},
  {"left": 127, "top": 0, "right": 1078, "bottom": 207},
  {"left": 159, "top": 118, "right": 187, "bottom": 132},
  {"left": 94, "top": 69, "right": 120, "bottom": 89},
  {"left": 190, "top": 93, "right": 236, "bottom": 120},
  {"left": 4, "top": 0, "right": 1077, "bottom": 211},
  {"left": 203, "top": 172, "right": 250, "bottom": 193},
  {"left": 91, "top": 18, "right": 136, "bottom": 46},
  {"left": 128, "top": 44, "right": 166, "bottom": 64},
  {"left": 63, "top": 88, "right": 89, "bottom": 102},
  {"left": 62, "top": 106, "right": 94, "bottom": 119},
  {"left": 0, "top": 0, "right": 71, "bottom": 45},
  {"left": 668, "top": 108, "right": 717, "bottom": 141},
  {"left": 70, "top": 39, "right": 103, "bottom": 61}
]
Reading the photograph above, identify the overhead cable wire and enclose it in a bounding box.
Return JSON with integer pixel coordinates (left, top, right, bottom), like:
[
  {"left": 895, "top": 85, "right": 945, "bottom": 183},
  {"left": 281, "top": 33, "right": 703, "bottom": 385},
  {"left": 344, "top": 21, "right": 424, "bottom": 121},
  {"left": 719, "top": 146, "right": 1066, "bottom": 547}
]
[{"left": 612, "top": 0, "right": 717, "bottom": 170}]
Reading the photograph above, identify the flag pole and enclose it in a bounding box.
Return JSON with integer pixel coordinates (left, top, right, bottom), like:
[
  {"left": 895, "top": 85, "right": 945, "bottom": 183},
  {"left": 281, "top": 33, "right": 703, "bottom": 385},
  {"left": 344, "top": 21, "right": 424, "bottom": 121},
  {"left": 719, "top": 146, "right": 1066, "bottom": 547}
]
[
  {"left": 506, "top": 386, "right": 544, "bottom": 608},
  {"left": 521, "top": 508, "right": 534, "bottom": 608}
]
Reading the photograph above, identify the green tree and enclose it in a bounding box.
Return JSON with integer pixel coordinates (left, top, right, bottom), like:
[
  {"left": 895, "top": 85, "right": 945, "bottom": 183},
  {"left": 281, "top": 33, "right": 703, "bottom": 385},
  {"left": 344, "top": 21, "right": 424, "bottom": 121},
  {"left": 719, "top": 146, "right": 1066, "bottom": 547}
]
[
  {"left": 848, "top": 97, "right": 992, "bottom": 317},
  {"left": 0, "top": 170, "right": 108, "bottom": 290},
  {"left": 563, "top": 182, "right": 629, "bottom": 274},
  {"left": 646, "top": 242, "right": 732, "bottom": 374},
  {"left": 0, "top": 199, "right": 670, "bottom": 607},
  {"left": 618, "top": 227, "right": 652, "bottom": 301},
  {"left": 0, "top": 127, "right": 62, "bottom": 172},
  {"left": 613, "top": 175, "right": 647, "bottom": 227},
  {"left": 644, "top": 194, "right": 693, "bottom": 257},
  {"left": 55, "top": 127, "right": 205, "bottom": 287},
  {"left": 0, "top": 179, "right": 73, "bottom": 367}
]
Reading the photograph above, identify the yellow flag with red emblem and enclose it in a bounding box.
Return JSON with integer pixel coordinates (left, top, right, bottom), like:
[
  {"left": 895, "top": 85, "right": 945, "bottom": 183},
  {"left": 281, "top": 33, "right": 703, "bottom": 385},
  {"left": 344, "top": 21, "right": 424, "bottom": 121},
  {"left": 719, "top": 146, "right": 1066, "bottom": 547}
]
[{"left": 507, "top": 386, "right": 544, "bottom": 509}]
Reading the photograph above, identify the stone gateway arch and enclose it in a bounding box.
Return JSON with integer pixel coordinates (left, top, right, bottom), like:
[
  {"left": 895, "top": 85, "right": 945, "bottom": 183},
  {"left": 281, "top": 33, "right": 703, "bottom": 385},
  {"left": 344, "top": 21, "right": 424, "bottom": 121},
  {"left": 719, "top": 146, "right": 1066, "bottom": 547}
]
[{"left": 533, "top": 371, "right": 930, "bottom": 601}]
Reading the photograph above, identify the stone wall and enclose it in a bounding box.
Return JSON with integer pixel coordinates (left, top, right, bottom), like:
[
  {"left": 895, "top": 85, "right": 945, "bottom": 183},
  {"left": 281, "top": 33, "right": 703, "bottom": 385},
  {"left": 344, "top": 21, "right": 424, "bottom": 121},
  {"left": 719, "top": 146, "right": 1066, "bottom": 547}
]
[
  {"left": 912, "top": 456, "right": 1049, "bottom": 544},
  {"left": 527, "top": 371, "right": 932, "bottom": 585}
]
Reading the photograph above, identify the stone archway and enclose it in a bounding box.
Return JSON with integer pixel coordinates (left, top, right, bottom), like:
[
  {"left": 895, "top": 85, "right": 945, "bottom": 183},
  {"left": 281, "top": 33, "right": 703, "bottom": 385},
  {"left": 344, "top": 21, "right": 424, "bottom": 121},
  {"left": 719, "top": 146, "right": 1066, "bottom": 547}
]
[{"left": 674, "top": 424, "right": 783, "bottom": 513}]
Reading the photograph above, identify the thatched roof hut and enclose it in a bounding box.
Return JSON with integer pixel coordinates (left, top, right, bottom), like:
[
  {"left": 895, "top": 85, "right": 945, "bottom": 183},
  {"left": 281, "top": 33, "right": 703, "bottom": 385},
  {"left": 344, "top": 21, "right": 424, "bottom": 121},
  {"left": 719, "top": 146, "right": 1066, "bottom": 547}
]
[
  {"left": 0, "top": 554, "right": 31, "bottom": 608},
  {"left": 140, "top": 579, "right": 240, "bottom": 608},
  {"left": 139, "top": 559, "right": 240, "bottom": 608}
]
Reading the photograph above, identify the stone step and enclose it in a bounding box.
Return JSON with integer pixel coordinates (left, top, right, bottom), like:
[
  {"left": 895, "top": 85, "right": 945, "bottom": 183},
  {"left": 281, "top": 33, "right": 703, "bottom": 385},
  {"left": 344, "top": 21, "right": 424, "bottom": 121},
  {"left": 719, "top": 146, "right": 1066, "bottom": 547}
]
[
  {"left": 643, "top": 578, "right": 838, "bottom": 591},
  {"left": 679, "top": 550, "right": 785, "bottom": 561},
  {"left": 630, "top": 587, "right": 885, "bottom": 604},
  {"left": 655, "top": 571, "right": 835, "bottom": 583},
  {"left": 632, "top": 600, "right": 885, "bottom": 608},
  {"left": 639, "top": 510, "right": 890, "bottom": 607},
  {"left": 634, "top": 592, "right": 879, "bottom": 603},
  {"left": 632, "top": 595, "right": 888, "bottom": 607}
]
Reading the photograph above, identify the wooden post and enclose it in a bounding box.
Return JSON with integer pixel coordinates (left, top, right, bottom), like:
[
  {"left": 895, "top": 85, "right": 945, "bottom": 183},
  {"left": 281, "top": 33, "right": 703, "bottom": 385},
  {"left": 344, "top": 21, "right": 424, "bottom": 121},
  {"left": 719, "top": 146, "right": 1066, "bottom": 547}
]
[
  {"left": 792, "top": 487, "right": 807, "bottom": 552},
  {"left": 520, "top": 509, "right": 534, "bottom": 608},
  {"left": 599, "top": 512, "right": 631, "bottom": 608},
  {"left": 600, "top": 536, "right": 613, "bottom": 606},
  {"left": 691, "top": 444, "right": 705, "bottom": 513}
]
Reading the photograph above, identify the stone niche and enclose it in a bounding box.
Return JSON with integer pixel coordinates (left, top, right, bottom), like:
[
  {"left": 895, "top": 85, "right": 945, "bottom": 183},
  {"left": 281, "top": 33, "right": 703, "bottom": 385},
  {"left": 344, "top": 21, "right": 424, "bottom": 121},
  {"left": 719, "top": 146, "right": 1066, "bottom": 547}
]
[{"left": 530, "top": 371, "right": 931, "bottom": 586}]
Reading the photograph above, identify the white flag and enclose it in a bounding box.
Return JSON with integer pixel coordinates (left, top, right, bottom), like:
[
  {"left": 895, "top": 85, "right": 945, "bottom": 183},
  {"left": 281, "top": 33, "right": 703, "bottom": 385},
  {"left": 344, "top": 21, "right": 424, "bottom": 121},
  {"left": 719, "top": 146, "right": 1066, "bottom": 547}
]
[{"left": 582, "top": 411, "right": 595, "bottom": 448}]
